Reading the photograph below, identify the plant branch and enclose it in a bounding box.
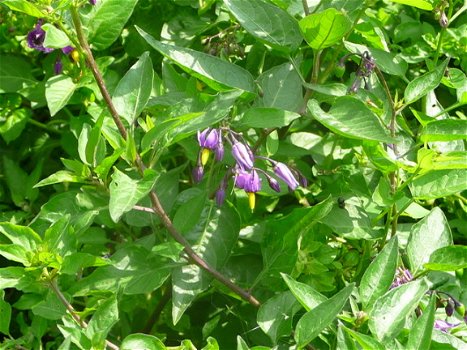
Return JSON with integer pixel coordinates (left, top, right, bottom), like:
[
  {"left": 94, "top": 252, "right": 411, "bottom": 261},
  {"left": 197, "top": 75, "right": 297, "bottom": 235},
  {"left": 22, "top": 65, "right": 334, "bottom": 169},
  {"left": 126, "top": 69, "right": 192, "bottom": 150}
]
[
  {"left": 302, "top": 0, "right": 310, "bottom": 15},
  {"left": 70, "top": 5, "right": 260, "bottom": 308},
  {"left": 48, "top": 277, "right": 120, "bottom": 350}
]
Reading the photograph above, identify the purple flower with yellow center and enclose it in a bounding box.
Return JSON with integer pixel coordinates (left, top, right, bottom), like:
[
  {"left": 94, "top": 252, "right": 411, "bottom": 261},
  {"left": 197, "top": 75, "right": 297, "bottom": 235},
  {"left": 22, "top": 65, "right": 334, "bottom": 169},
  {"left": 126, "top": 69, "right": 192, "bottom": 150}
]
[
  {"left": 198, "top": 128, "right": 221, "bottom": 165},
  {"left": 274, "top": 162, "right": 299, "bottom": 191},
  {"left": 235, "top": 169, "right": 261, "bottom": 210},
  {"left": 232, "top": 142, "right": 254, "bottom": 170},
  {"left": 27, "top": 21, "right": 54, "bottom": 53}
]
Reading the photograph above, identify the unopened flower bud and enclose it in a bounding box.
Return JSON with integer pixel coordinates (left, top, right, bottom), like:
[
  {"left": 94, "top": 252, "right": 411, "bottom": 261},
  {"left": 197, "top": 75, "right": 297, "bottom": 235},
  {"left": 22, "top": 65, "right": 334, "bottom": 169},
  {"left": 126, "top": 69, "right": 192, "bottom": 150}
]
[
  {"left": 267, "top": 176, "right": 281, "bottom": 192},
  {"left": 192, "top": 165, "right": 204, "bottom": 183},
  {"left": 198, "top": 128, "right": 219, "bottom": 150},
  {"left": 215, "top": 187, "right": 226, "bottom": 206},
  {"left": 445, "top": 300, "right": 454, "bottom": 316},
  {"left": 215, "top": 140, "right": 224, "bottom": 162},
  {"left": 274, "top": 162, "right": 299, "bottom": 190},
  {"left": 232, "top": 142, "right": 254, "bottom": 170},
  {"left": 54, "top": 58, "right": 63, "bottom": 75},
  {"left": 439, "top": 11, "right": 448, "bottom": 28}
]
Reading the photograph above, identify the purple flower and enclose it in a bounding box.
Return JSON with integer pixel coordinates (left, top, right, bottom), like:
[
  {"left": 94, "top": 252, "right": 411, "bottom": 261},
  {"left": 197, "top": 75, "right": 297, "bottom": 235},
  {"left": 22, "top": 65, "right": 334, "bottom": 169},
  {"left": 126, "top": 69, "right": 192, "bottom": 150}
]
[
  {"left": 267, "top": 176, "right": 281, "bottom": 192},
  {"left": 274, "top": 162, "right": 299, "bottom": 190},
  {"left": 192, "top": 165, "right": 204, "bottom": 183},
  {"left": 54, "top": 58, "right": 63, "bottom": 75},
  {"left": 27, "top": 21, "right": 53, "bottom": 53},
  {"left": 434, "top": 320, "right": 459, "bottom": 333},
  {"left": 391, "top": 268, "right": 413, "bottom": 289},
  {"left": 215, "top": 187, "right": 226, "bottom": 206},
  {"left": 198, "top": 128, "right": 219, "bottom": 150},
  {"left": 61, "top": 46, "right": 74, "bottom": 55},
  {"left": 214, "top": 133, "right": 224, "bottom": 161},
  {"left": 89, "top": 0, "right": 97, "bottom": 4},
  {"left": 235, "top": 170, "right": 261, "bottom": 193},
  {"left": 232, "top": 142, "right": 254, "bottom": 170}
]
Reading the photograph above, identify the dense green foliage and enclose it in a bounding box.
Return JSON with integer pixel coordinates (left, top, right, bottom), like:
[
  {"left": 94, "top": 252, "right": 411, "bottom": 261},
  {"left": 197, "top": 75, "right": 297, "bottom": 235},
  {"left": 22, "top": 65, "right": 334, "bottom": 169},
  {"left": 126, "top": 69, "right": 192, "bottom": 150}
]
[{"left": 0, "top": 0, "right": 467, "bottom": 349}]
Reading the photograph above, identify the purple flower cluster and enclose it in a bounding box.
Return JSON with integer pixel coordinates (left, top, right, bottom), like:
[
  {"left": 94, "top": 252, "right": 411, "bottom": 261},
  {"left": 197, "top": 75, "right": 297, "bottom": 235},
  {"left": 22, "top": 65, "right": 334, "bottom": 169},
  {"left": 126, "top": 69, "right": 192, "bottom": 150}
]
[
  {"left": 26, "top": 20, "right": 74, "bottom": 75},
  {"left": 390, "top": 268, "right": 413, "bottom": 289},
  {"left": 193, "top": 127, "right": 306, "bottom": 210}
]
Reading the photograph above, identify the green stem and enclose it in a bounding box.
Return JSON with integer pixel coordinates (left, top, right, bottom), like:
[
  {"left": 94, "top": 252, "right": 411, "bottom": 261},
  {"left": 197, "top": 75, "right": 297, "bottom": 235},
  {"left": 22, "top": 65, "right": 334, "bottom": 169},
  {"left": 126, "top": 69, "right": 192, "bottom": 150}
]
[
  {"left": 433, "top": 0, "right": 454, "bottom": 65},
  {"left": 27, "top": 118, "right": 62, "bottom": 135}
]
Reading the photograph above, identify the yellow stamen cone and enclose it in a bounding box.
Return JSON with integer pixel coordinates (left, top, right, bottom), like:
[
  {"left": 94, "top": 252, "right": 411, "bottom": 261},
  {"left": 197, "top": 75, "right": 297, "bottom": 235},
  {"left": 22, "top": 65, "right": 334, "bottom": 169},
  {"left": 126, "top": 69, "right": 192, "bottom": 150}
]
[
  {"left": 248, "top": 192, "right": 256, "bottom": 211},
  {"left": 71, "top": 50, "right": 80, "bottom": 63},
  {"left": 201, "top": 148, "right": 210, "bottom": 166}
]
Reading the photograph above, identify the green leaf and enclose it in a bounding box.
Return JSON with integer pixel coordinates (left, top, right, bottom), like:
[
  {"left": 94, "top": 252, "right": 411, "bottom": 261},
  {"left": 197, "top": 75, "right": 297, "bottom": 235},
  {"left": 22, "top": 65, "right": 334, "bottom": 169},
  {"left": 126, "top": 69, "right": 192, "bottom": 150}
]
[
  {"left": 121, "top": 334, "right": 166, "bottom": 350},
  {"left": 1, "top": 0, "right": 44, "bottom": 17},
  {"left": 112, "top": 52, "right": 154, "bottom": 124},
  {"left": 44, "top": 215, "right": 76, "bottom": 257},
  {"left": 0, "top": 290, "right": 11, "bottom": 336},
  {"left": 34, "top": 170, "right": 87, "bottom": 187},
  {"left": 42, "top": 24, "right": 72, "bottom": 49},
  {"left": 419, "top": 119, "right": 467, "bottom": 142},
  {"left": 0, "top": 267, "right": 25, "bottom": 289},
  {"left": 342, "top": 326, "right": 385, "bottom": 350},
  {"left": 257, "top": 291, "right": 299, "bottom": 343},
  {"left": 172, "top": 204, "right": 240, "bottom": 324},
  {"left": 258, "top": 63, "right": 303, "bottom": 111},
  {"left": 368, "top": 279, "right": 429, "bottom": 342},
  {"left": 406, "top": 207, "right": 452, "bottom": 274},
  {"left": 45, "top": 75, "right": 77, "bottom": 117},
  {"left": 137, "top": 26, "right": 256, "bottom": 93},
  {"left": 0, "top": 222, "right": 42, "bottom": 251},
  {"left": 260, "top": 196, "right": 333, "bottom": 288},
  {"left": 410, "top": 169, "right": 467, "bottom": 200},
  {"left": 61, "top": 253, "right": 110, "bottom": 275},
  {"left": 0, "top": 108, "right": 31, "bottom": 144},
  {"left": 404, "top": 59, "right": 449, "bottom": 104},
  {"left": 389, "top": 0, "right": 433, "bottom": 10},
  {"left": 2, "top": 156, "right": 29, "bottom": 206},
  {"left": 295, "top": 283, "right": 355, "bottom": 347},
  {"left": 308, "top": 98, "right": 393, "bottom": 143},
  {"left": 240, "top": 108, "right": 301, "bottom": 128},
  {"left": 108, "top": 169, "right": 158, "bottom": 222},
  {"left": 0, "top": 244, "right": 29, "bottom": 265},
  {"left": 359, "top": 236, "right": 398, "bottom": 309},
  {"left": 406, "top": 294, "right": 436, "bottom": 350},
  {"left": 303, "top": 82, "right": 347, "bottom": 96},
  {"left": 32, "top": 291, "right": 67, "bottom": 320},
  {"left": 0, "top": 55, "right": 36, "bottom": 93},
  {"left": 281, "top": 273, "right": 327, "bottom": 311},
  {"left": 85, "top": 296, "right": 119, "bottom": 347},
  {"left": 424, "top": 245, "right": 467, "bottom": 271},
  {"left": 299, "top": 8, "right": 352, "bottom": 50},
  {"left": 223, "top": 0, "right": 302, "bottom": 52},
  {"left": 85, "top": 0, "right": 139, "bottom": 50}
]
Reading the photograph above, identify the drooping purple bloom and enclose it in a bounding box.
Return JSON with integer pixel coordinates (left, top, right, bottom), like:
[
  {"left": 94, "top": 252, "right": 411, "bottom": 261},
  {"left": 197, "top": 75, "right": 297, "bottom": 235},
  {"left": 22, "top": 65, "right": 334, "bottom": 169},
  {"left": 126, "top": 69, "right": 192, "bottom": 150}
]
[
  {"left": 232, "top": 142, "right": 254, "bottom": 170},
  {"left": 198, "top": 128, "right": 219, "bottom": 150},
  {"left": 89, "top": 0, "right": 97, "bottom": 5},
  {"left": 391, "top": 268, "right": 413, "bottom": 289},
  {"left": 267, "top": 176, "right": 281, "bottom": 192},
  {"left": 192, "top": 165, "right": 204, "bottom": 183},
  {"left": 274, "top": 162, "right": 299, "bottom": 190},
  {"left": 27, "top": 21, "right": 53, "bottom": 53},
  {"left": 61, "top": 46, "right": 74, "bottom": 55},
  {"left": 214, "top": 133, "right": 224, "bottom": 161},
  {"left": 54, "top": 58, "right": 63, "bottom": 75},
  {"left": 235, "top": 170, "right": 261, "bottom": 193},
  {"left": 215, "top": 187, "right": 226, "bottom": 206},
  {"left": 445, "top": 300, "right": 454, "bottom": 317},
  {"left": 434, "top": 320, "right": 459, "bottom": 333}
]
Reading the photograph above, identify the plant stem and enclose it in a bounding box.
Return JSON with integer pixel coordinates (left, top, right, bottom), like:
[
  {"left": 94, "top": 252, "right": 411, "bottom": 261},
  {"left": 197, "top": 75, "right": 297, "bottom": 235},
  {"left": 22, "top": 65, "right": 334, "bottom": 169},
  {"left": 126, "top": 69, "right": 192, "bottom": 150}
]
[
  {"left": 302, "top": 0, "right": 310, "bottom": 15},
  {"left": 48, "top": 278, "right": 120, "bottom": 350},
  {"left": 433, "top": 0, "right": 454, "bottom": 66},
  {"left": 27, "top": 118, "right": 62, "bottom": 135},
  {"left": 70, "top": 5, "right": 260, "bottom": 308}
]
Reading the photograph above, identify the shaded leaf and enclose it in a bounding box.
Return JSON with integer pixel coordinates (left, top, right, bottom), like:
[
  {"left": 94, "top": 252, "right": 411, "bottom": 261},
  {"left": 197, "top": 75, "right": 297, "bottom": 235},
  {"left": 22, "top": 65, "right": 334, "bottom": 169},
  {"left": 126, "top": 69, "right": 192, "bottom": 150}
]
[
  {"left": 406, "top": 294, "right": 436, "bottom": 350},
  {"left": 405, "top": 59, "right": 449, "bottom": 104},
  {"left": 281, "top": 273, "right": 327, "bottom": 311},
  {"left": 419, "top": 119, "right": 467, "bottom": 142},
  {"left": 240, "top": 108, "right": 301, "bottom": 128},
  {"left": 121, "top": 334, "right": 165, "bottom": 350},
  {"left": 410, "top": 169, "right": 467, "bottom": 200},
  {"left": 424, "top": 245, "right": 467, "bottom": 271}
]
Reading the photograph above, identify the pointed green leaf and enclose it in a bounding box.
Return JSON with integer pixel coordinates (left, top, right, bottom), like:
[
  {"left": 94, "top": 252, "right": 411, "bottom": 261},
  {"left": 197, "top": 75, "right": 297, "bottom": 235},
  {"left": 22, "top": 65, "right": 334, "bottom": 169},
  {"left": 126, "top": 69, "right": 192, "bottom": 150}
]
[
  {"left": 404, "top": 59, "right": 449, "bottom": 104},
  {"left": 343, "top": 326, "right": 385, "bottom": 350},
  {"left": 108, "top": 169, "right": 158, "bottom": 222},
  {"left": 369, "top": 279, "right": 429, "bottom": 341},
  {"left": 137, "top": 26, "right": 255, "bottom": 93},
  {"left": 121, "top": 334, "right": 165, "bottom": 350},
  {"left": 0, "top": 222, "right": 42, "bottom": 251},
  {"left": 0, "top": 290, "right": 12, "bottom": 336},
  {"left": 223, "top": 0, "right": 302, "bottom": 52},
  {"left": 295, "top": 283, "right": 355, "bottom": 347},
  {"left": 45, "top": 75, "right": 77, "bottom": 117},
  {"left": 113, "top": 52, "right": 154, "bottom": 124},
  {"left": 85, "top": 296, "right": 119, "bottom": 347},
  {"left": 420, "top": 119, "right": 467, "bottom": 142},
  {"left": 406, "top": 207, "right": 452, "bottom": 274},
  {"left": 85, "top": 0, "right": 139, "bottom": 50},
  {"left": 410, "top": 169, "right": 467, "bottom": 200},
  {"left": 299, "top": 8, "right": 352, "bottom": 50},
  {"left": 389, "top": 0, "right": 433, "bottom": 10},
  {"left": 424, "top": 245, "right": 467, "bottom": 271},
  {"left": 359, "top": 236, "right": 399, "bottom": 308},
  {"left": 240, "top": 108, "right": 301, "bottom": 128},
  {"left": 1, "top": 0, "right": 44, "bottom": 17},
  {"left": 406, "top": 294, "right": 436, "bottom": 350},
  {"left": 172, "top": 204, "right": 240, "bottom": 324},
  {"left": 281, "top": 273, "right": 327, "bottom": 311},
  {"left": 257, "top": 291, "right": 299, "bottom": 343},
  {"left": 308, "top": 98, "right": 393, "bottom": 143},
  {"left": 42, "top": 24, "right": 72, "bottom": 49}
]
